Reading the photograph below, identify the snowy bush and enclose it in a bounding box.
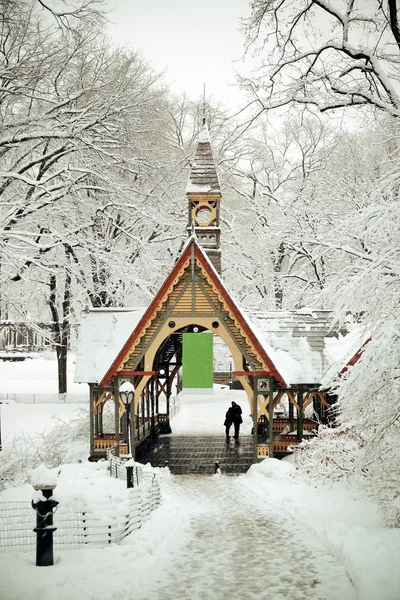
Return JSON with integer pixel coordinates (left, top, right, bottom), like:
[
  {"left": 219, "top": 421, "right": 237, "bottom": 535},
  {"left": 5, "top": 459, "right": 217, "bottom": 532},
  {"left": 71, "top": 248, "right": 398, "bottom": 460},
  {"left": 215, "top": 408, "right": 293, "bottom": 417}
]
[{"left": 0, "top": 410, "right": 90, "bottom": 491}]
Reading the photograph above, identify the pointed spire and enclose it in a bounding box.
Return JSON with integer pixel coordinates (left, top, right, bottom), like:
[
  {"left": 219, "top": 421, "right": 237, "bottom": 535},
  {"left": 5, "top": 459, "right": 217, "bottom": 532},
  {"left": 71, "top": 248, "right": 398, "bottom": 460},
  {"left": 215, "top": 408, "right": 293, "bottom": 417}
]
[{"left": 186, "top": 121, "right": 220, "bottom": 194}]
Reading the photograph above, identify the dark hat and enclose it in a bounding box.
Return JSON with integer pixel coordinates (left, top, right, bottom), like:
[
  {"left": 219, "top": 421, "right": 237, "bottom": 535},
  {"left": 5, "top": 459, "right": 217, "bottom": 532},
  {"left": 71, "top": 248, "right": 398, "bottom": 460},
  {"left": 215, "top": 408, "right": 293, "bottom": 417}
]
[{"left": 231, "top": 401, "right": 236, "bottom": 406}]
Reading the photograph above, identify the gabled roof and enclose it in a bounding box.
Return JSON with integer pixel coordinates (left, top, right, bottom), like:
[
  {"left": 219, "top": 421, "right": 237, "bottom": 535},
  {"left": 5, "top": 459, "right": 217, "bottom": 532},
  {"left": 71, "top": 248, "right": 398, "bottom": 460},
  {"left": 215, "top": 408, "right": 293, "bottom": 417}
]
[
  {"left": 186, "top": 123, "right": 220, "bottom": 194},
  {"left": 244, "top": 310, "right": 366, "bottom": 386},
  {"left": 95, "top": 238, "right": 285, "bottom": 386},
  {"left": 74, "top": 239, "right": 366, "bottom": 388}
]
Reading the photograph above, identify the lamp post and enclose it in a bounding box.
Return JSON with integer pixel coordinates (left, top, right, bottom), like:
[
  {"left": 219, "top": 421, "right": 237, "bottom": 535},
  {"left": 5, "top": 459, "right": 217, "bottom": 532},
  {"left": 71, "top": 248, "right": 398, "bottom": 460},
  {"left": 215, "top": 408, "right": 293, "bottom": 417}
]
[{"left": 119, "top": 381, "right": 134, "bottom": 456}]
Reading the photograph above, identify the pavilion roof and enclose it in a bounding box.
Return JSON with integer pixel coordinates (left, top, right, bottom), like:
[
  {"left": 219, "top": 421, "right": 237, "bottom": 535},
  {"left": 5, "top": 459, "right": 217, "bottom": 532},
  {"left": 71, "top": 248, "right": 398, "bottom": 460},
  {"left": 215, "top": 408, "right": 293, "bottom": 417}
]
[
  {"left": 244, "top": 310, "right": 366, "bottom": 386},
  {"left": 74, "top": 241, "right": 366, "bottom": 387}
]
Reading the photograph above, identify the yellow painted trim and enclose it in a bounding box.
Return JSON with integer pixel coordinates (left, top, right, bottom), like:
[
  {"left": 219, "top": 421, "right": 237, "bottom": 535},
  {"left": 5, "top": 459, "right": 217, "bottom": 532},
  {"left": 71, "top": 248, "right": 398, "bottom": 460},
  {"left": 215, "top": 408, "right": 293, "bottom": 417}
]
[
  {"left": 191, "top": 202, "right": 217, "bottom": 227},
  {"left": 116, "top": 256, "right": 191, "bottom": 371},
  {"left": 196, "top": 260, "right": 266, "bottom": 368},
  {"left": 140, "top": 316, "right": 254, "bottom": 411}
]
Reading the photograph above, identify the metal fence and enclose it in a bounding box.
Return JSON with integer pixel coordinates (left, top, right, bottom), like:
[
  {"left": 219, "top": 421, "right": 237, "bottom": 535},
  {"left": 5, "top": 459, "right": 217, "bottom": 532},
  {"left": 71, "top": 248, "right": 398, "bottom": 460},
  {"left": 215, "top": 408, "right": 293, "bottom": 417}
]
[
  {"left": 0, "top": 468, "right": 161, "bottom": 552},
  {"left": 107, "top": 449, "right": 147, "bottom": 487},
  {"left": 0, "top": 393, "right": 88, "bottom": 404}
]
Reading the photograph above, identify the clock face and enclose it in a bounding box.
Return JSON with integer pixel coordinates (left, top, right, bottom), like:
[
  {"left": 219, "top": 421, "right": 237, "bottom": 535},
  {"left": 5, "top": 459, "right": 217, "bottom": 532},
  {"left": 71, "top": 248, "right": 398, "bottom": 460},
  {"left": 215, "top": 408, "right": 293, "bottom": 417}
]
[{"left": 195, "top": 206, "right": 213, "bottom": 225}]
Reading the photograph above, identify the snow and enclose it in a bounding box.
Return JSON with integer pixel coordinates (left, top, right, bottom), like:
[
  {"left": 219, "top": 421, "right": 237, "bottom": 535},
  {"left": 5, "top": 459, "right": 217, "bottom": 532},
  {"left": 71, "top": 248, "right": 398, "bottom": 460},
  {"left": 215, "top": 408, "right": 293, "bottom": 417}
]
[
  {"left": 0, "top": 355, "right": 399, "bottom": 600},
  {"left": 171, "top": 387, "right": 253, "bottom": 436},
  {"left": 296, "top": 307, "right": 318, "bottom": 317},
  {"left": 74, "top": 307, "right": 147, "bottom": 383},
  {"left": 240, "top": 460, "right": 400, "bottom": 600},
  {"left": 0, "top": 403, "right": 87, "bottom": 450},
  {"left": 186, "top": 182, "right": 217, "bottom": 193},
  {"left": 197, "top": 123, "right": 211, "bottom": 144},
  {"left": 245, "top": 311, "right": 366, "bottom": 386},
  {"left": 321, "top": 329, "right": 369, "bottom": 386},
  {"left": 0, "top": 356, "right": 88, "bottom": 449},
  {"left": 0, "top": 353, "right": 86, "bottom": 396},
  {"left": 29, "top": 465, "right": 58, "bottom": 489}
]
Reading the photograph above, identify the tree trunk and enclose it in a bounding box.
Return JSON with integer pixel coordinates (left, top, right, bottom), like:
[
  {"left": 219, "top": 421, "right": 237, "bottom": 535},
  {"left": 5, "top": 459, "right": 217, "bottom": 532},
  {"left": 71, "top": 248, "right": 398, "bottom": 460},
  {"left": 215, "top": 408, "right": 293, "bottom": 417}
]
[{"left": 48, "top": 252, "right": 71, "bottom": 394}]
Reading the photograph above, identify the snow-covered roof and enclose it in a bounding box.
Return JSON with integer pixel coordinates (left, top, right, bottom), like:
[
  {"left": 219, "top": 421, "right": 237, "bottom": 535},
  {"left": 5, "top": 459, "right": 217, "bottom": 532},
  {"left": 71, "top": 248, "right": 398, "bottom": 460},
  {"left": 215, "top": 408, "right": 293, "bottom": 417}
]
[
  {"left": 186, "top": 123, "right": 220, "bottom": 194},
  {"left": 74, "top": 307, "right": 147, "bottom": 383},
  {"left": 74, "top": 240, "right": 366, "bottom": 388},
  {"left": 244, "top": 310, "right": 366, "bottom": 386}
]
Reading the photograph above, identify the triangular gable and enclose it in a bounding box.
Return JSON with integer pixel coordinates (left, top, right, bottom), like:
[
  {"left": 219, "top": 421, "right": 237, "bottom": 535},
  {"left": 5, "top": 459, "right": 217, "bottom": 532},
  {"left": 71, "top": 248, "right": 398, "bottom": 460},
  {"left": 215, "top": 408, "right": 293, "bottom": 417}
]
[{"left": 100, "top": 239, "right": 286, "bottom": 386}]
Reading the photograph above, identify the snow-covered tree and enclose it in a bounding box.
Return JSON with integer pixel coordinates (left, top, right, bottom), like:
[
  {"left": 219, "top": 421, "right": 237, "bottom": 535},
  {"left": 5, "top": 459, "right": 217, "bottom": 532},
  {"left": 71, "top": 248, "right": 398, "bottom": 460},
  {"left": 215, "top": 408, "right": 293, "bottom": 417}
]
[{"left": 242, "top": 0, "right": 400, "bottom": 118}]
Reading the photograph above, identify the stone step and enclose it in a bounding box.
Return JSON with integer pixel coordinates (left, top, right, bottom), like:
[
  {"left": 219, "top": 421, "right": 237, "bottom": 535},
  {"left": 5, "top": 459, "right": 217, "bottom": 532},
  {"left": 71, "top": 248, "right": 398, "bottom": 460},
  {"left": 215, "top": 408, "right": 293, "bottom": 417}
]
[{"left": 136, "top": 435, "right": 255, "bottom": 475}]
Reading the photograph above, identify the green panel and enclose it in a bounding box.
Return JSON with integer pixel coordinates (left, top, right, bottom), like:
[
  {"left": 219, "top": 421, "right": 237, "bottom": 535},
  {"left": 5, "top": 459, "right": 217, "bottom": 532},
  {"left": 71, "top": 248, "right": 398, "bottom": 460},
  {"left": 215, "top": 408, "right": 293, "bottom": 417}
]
[{"left": 182, "top": 333, "right": 213, "bottom": 389}]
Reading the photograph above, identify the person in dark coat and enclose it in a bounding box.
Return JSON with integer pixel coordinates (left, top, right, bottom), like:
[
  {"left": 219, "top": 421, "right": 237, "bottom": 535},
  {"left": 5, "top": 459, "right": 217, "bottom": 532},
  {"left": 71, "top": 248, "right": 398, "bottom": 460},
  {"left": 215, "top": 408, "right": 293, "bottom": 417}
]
[{"left": 224, "top": 401, "right": 243, "bottom": 442}]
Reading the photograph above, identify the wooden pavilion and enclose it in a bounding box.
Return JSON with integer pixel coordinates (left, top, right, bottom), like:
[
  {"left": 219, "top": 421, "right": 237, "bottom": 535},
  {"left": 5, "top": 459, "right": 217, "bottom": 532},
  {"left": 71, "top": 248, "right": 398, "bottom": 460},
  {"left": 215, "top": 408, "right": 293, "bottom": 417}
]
[{"left": 75, "top": 121, "right": 365, "bottom": 462}]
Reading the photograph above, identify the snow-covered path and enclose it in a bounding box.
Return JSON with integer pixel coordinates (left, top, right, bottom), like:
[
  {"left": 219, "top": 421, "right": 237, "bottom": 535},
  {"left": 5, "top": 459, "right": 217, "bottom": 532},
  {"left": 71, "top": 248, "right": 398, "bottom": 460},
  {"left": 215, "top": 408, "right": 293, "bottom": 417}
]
[{"left": 133, "top": 475, "right": 357, "bottom": 600}]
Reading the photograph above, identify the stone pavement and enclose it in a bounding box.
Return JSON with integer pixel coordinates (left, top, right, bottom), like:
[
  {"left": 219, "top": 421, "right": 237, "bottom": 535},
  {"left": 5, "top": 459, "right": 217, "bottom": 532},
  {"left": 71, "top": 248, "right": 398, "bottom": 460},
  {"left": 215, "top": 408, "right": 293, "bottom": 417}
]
[
  {"left": 136, "top": 435, "right": 254, "bottom": 475},
  {"left": 129, "top": 476, "right": 358, "bottom": 600}
]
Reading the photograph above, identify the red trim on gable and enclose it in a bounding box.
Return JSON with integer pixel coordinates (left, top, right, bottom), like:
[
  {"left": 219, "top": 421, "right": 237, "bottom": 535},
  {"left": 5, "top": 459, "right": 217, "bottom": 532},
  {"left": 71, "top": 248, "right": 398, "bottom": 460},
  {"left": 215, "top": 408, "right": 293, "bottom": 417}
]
[
  {"left": 338, "top": 338, "right": 371, "bottom": 378},
  {"left": 100, "top": 243, "right": 193, "bottom": 386}
]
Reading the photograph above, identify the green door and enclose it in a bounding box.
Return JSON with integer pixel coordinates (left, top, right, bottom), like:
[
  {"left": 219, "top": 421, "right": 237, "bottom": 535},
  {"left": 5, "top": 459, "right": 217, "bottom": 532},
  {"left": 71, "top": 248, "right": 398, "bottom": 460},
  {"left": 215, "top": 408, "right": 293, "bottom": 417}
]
[{"left": 182, "top": 332, "right": 213, "bottom": 389}]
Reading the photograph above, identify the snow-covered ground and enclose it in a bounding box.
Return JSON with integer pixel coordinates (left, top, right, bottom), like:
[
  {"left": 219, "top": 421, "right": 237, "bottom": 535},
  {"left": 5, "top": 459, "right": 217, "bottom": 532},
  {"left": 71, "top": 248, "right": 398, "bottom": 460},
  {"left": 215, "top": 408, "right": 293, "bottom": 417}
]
[
  {"left": 0, "top": 354, "right": 399, "bottom": 600},
  {"left": 0, "top": 354, "right": 88, "bottom": 449},
  {"left": 0, "top": 353, "right": 87, "bottom": 397}
]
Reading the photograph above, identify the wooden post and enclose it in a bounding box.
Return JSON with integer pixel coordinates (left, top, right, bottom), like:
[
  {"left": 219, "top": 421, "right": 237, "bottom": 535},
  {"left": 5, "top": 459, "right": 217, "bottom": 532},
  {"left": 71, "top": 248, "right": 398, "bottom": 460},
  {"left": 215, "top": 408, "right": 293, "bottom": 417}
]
[
  {"left": 312, "top": 393, "right": 319, "bottom": 421},
  {"left": 166, "top": 364, "right": 171, "bottom": 421},
  {"left": 130, "top": 392, "right": 136, "bottom": 460},
  {"left": 150, "top": 380, "right": 155, "bottom": 434},
  {"left": 297, "top": 387, "right": 304, "bottom": 442},
  {"left": 289, "top": 399, "right": 294, "bottom": 431},
  {"left": 89, "top": 384, "right": 94, "bottom": 457},
  {"left": 252, "top": 379, "right": 258, "bottom": 464},
  {"left": 114, "top": 379, "right": 120, "bottom": 456},
  {"left": 146, "top": 385, "right": 150, "bottom": 430},
  {"left": 141, "top": 392, "right": 145, "bottom": 436},
  {"left": 98, "top": 404, "right": 103, "bottom": 435},
  {"left": 268, "top": 380, "right": 274, "bottom": 458},
  {"left": 155, "top": 377, "right": 159, "bottom": 415}
]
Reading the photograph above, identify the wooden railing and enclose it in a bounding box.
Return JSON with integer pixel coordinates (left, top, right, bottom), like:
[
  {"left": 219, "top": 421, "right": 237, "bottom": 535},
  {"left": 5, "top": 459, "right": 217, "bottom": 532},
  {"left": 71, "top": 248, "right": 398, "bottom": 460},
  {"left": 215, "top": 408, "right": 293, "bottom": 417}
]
[
  {"left": 94, "top": 433, "right": 124, "bottom": 452},
  {"left": 257, "top": 418, "right": 318, "bottom": 434},
  {"left": 273, "top": 435, "right": 299, "bottom": 453}
]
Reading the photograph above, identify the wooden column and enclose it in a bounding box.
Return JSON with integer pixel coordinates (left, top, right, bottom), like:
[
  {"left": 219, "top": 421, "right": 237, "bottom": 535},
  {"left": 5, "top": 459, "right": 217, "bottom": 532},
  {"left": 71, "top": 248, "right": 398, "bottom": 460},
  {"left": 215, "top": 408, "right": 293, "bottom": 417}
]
[
  {"left": 141, "top": 392, "right": 145, "bottom": 436},
  {"left": 166, "top": 364, "right": 171, "bottom": 421},
  {"left": 146, "top": 384, "right": 150, "bottom": 431},
  {"left": 130, "top": 391, "right": 136, "bottom": 460},
  {"left": 297, "top": 387, "right": 304, "bottom": 442},
  {"left": 113, "top": 379, "right": 120, "bottom": 456},
  {"left": 89, "top": 384, "right": 94, "bottom": 457},
  {"left": 312, "top": 393, "right": 319, "bottom": 422},
  {"left": 289, "top": 399, "right": 294, "bottom": 431},
  {"left": 252, "top": 379, "right": 258, "bottom": 464},
  {"left": 268, "top": 379, "right": 274, "bottom": 458},
  {"left": 98, "top": 405, "right": 103, "bottom": 435},
  {"left": 150, "top": 380, "right": 155, "bottom": 434},
  {"left": 155, "top": 377, "right": 159, "bottom": 415}
]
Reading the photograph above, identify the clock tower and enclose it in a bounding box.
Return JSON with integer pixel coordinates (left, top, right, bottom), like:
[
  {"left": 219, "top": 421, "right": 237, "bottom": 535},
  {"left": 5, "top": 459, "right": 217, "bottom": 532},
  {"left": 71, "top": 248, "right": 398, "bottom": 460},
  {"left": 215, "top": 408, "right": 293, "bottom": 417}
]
[{"left": 186, "top": 120, "right": 222, "bottom": 275}]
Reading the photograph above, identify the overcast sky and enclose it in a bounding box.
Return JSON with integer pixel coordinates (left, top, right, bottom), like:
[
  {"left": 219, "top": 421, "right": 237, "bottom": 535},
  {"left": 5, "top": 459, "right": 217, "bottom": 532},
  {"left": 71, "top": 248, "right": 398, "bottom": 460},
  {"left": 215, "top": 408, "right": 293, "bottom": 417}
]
[{"left": 106, "top": 0, "right": 251, "bottom": 109}]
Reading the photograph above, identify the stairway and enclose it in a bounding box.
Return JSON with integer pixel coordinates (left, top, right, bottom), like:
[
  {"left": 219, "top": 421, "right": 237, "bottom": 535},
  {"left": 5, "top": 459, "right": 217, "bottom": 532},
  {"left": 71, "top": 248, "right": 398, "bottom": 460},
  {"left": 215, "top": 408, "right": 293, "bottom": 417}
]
[{"left": 136, "top": 435, "right": 254, "bottom": 475}]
